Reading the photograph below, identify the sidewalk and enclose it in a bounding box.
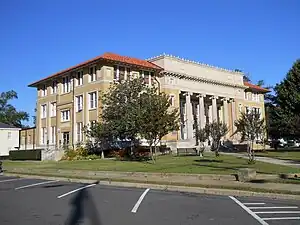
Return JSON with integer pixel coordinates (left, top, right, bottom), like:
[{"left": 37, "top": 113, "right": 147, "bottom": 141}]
[
  {"left": 5, "top": 167, "right": 300, "bottom": 196},
  {"left": 223, "top": 152, "right": 300, "bottom": 168}
]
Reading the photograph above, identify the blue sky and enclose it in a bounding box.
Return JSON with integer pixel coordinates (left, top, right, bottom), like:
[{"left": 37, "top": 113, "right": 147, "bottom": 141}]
[{"left": 0, "top": 0, "right": 299, "bottom": 126}]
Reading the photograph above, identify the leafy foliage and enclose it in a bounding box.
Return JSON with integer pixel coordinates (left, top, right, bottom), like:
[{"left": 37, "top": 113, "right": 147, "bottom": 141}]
[
  {"left": 205, "top": 121, "right": 228, "bottom": 157},
  {"left": 234, "top": 111, "right": 265, "bottom": 162},
  {"left": 0, "top": 90, "right": 29, "bottom": 127},
  {"left": 139, "top": 87, "right": 180, "bottom": 161},
  {"left": 84, "top": 78, "right": 180, "bottom": 161},
  {"left": 266, "top": 59, "right": 300, "bottom": 139},
  {"left": 195, "top": 126, "right": 209, "bottom": 157}
]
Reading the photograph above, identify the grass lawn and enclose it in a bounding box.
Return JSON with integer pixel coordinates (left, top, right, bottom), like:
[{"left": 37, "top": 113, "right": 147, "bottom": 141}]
[
  {"left": 255, "top": 149, "right": 300, "bottom": 162},
  {"left": 3, "top": 153, "right": 300, "bottom": 175}
]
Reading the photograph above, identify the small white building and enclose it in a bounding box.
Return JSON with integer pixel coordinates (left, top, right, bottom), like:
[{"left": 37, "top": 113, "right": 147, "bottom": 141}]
[{"left": 0, "top": 122, "right": 21, "bottom": 157}]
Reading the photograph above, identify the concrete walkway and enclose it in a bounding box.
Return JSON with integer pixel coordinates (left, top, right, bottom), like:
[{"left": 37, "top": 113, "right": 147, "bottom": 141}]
[{"left": 223, "top": 152, "right": 300, "bottom": 168}]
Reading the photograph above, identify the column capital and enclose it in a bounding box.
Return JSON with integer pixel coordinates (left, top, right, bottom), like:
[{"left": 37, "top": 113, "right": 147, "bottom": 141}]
[
  {"left": 229, "top": 98, "right": 235, "bottom": 103},
  {"left": 196, "top": 93, "right": 206, "bottom": 98},
  {"left": 209, "top": 95, "right": 218, "bottom": 100},
  {"left": 221, "top": 97, "right": 229, "bottom": 102},
  {"left": 182, "top": 92, "right": 193, "bottom": 96}
]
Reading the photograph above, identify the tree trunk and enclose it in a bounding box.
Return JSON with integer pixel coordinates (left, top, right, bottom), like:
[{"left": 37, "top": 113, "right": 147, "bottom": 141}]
[
  {"left": 154, "top": 145, "right": 157, "bottom": 161},
  {"left": 215, "top": 140, "right": 220, "bottom": 157},
  {"left": 251, "top": 140, "right": 255, "bottom": 162},
  {"left": 150, "top": 145, "right": 155, "bottom": 163},
  {"left": 101, "top": 151, "right": 105, "bottom": 159},
  {"left": 199, "top": 142, "right": 205, "bottom": 158}
]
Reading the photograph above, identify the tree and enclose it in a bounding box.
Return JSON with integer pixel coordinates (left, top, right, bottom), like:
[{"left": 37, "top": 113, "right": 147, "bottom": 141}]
[
  {"left": 100, "top": 78, "right": 147, "bottom": 154},
  {"left": 195, "top": 127, "right": 209, "bottom": 157},
  {"left": 0, "top": 90, "right": 29, "bottom": 128},
  {"left": 205, "top": 121, "right": 228, "bottom": 157},
  {"left": 139, "top": 87, "right": 180, "bottom": 162},
  {"left": 274, "top": 59, "right": 300, "bottom": 115},
  {"left": 234, "top": 111, "right": 265, "bottom": 163}
]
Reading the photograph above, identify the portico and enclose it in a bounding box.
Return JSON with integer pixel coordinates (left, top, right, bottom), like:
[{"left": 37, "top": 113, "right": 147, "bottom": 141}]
[{"left": 179, "top": 92, "right": 235, "bottom": 142}]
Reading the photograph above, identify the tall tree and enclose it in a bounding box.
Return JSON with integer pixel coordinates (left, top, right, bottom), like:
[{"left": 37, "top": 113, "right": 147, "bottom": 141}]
[
  {"left": 234, "top": 111, "right": 265, "bottom": 162},
  {"left": 274, "top": 59, "right": 300, "bottom": 115},
  {"left": 139, "top": 87, "right": 180, "bottom": 162},
  {"left": 0, "top": 90, "right": 29, "bottom": 127}
]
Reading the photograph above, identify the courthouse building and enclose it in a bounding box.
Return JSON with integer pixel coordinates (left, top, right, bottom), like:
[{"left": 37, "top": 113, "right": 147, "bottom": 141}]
[{"left": 29, "top": 52, "right": 268, "bottom": 151}]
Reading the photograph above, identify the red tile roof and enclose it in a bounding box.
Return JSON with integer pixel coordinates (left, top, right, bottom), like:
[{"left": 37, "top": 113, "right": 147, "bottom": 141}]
[
  {"left": 244, "top": 81, "right": 270, "bottom": 93},
  {"left": 29, "top": 52, "right": 162, "bottom": 87}
]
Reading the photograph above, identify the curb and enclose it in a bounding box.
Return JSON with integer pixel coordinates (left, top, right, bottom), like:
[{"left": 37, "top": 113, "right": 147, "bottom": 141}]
[{"left": 5, "top": 172, "right": 300, "bottom": 200}]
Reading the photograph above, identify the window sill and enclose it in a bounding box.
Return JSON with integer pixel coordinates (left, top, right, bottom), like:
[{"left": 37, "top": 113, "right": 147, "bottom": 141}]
[
  {"left": 89, "top": 108, "right": 97, "bottom": 111},
  {"left": 61, "top": 120, "right": 70, "bottom": 123},
  {"left": 50, "top": 115, "right": 56, "bottom": 118}
]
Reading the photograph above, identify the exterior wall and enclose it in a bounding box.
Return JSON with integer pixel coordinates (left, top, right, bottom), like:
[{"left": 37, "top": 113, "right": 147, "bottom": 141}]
[
  {"left": 19, "top": 127, "right": 37, "bottom": 150},
  {"left": 0, "top": 129, "right": 20, "bottom": 156},
  {"left": 34, "top": 60, "right": 159, "bottom": 148},
  {"left": 33, "top": 53, "right": 267, "bottom": 150}
]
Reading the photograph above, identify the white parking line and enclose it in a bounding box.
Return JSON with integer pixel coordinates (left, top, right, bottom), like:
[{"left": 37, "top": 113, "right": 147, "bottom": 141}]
[
  {"left": 57, "top": 183, "right": 97, "bottom": 199},
  {"left": 249, "top": 206, "right": 298, "bottom": 209},
  {"left": 15, "top": 180, "right": 58, "bottom": 190},
  {"left": 131, "top": 188, "right": 150, "bottom": 213},
  {"left": 255, "top": 211, "right": 300, "bottom": 214},
  {"left": 229, "top": 196, "right": 269, "bottom": 225},
  {"left": 0, "top": 178, "right": 25, "bottom": 183},
  {"left": 243, "top": 203, "right": 266, "bottom": 205},
  {"left": 262, "top": 217, "right": 300, "bottom": 221}
]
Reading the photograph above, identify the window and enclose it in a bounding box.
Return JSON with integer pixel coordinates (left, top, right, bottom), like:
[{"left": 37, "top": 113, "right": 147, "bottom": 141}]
[
  {"left": 113, "top": 65, "right": 118, "bottom": 80},
  {"left": 144, "top": 71, "right": 150, "bottom": 84},
  {"left": 119, "top": 66, "right": 125, "bottom": 80},
  {"left": 8, "top": 132, "right": 12, "bottom": 140},
  {"left": 41, "top": 104, "right": 47, "bottom": 118},
  {"left": 77, "top": 71, "right": 83, "bottom": 86},
  {"left": 51, "top": 126, "right": 56, "bottom": 144},
  {"left": 76, "top": 122, "right": 83, "bottom": 143},
  {"left": 61, "top": 110, "right": 70, "bottom": 122},
  {"left": 41, "top": 127, "right": 46, "bottom": 145},
  {"left": 52, "top": 81, "right": 57, "bottom": 94},
  {"left": 89, "top": 66, "right": 96, "bottom": 82},
  {"left": 252, "top": 93, "right": 259, "bottom": 102},
  {"left": 89, "top": 92, "right": 97, "bottom": 109},
  {"left": 76, "top": 95, "right": 83, "bottom": 112},
  {"left": 41, "top": 85, "right": 47, "bottom": 96},
  {"left": 114, "top": 65, "right": 131, "bottom": 81},
  {"left": 169, "top": 95, "right": 175, "bottom": 106},
  {"left": 244, "top": 92, "right": 248, "bottom": 100},
  {"left": 62, "top": 76, "right": 70, "bottom": 93},
  {"left": 126, "top": 68, "right": 131, "bottom": 80},
  {"left": 50, "top": 102, "right": 56, "bottom": 117}
]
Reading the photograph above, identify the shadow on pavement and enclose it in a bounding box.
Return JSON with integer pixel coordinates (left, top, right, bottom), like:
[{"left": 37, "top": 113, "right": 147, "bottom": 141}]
[{"left": 65, "top": 181, "right": 102, "bottom": 225}]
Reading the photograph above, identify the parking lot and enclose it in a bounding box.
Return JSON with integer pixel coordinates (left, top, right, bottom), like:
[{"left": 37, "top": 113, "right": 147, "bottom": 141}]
[{"left": 0, "top": 175, "right": 299, "bottom": 225}]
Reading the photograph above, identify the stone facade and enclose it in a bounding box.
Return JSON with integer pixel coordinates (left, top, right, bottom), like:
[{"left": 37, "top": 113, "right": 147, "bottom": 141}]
[{"left": 29, "top": 52, "right": 268, "bottom": 150}]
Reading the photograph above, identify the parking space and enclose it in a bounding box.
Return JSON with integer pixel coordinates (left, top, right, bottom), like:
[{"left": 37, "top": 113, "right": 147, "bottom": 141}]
[
  {"left": 1, "top": 175, "right": 300, "bottom": 225},
  {"left": 230, "top": 196, "right": 300, "bottom": 225}
]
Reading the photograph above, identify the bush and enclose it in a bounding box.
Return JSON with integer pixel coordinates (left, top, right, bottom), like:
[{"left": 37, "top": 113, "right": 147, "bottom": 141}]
[
  {"left": 61, "top": 145, "right": 101, "bottom": 161},
  {"left": 9, "top": 149, "right": 41, "bottom": 161}
]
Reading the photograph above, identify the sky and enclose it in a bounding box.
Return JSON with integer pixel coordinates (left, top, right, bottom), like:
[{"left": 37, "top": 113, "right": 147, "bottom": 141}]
[{"left": 0, "top": 0, "right": 299, "bottom": 126}]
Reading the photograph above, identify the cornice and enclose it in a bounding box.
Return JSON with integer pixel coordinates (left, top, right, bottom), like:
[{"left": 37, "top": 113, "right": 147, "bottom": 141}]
[
  {"left": 162, "top": 70, "right": 247, "bottom": 89},
  {"left": 147, "top": 54, "right": 244, "bottom": 75}
]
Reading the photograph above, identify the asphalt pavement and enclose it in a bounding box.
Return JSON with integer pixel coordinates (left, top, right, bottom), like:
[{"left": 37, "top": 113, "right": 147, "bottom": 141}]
[{"left": 0, "top": 175, "right": 299, "bottom": 225}]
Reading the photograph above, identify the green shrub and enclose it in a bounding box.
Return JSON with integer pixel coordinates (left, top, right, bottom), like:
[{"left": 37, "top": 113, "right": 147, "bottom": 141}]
[{"left": 9, "top": 149, "right": 41, "bottom": 160}]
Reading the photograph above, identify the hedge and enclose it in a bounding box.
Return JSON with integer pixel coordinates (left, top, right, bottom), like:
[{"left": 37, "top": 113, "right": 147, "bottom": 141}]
[{"left": 9, "top": 149, "right": 41, "bottom": 161}]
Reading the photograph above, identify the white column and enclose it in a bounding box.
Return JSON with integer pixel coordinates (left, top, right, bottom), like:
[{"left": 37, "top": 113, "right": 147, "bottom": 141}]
[
  {"left": 222, "top": 98, "right": 229, "bottom": 126},
  {"left": 185, "top": 92, "right": 194, "bottom": 140},
  {"left": 231, "top": 99, "right": 236, "bottom": 133},
  {"left": 197, "top": 94, "right": 206, "bottom": 129},
  {"left": 212, "top": 96, "right": 218, "bottom": 122}
]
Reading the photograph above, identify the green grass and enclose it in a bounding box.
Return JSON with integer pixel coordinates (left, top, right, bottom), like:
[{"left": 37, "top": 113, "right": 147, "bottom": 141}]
[
  {"left": 3, "top": 153, "right": 300, "bottom": 175},
  {"left": 256, "top": 149, "right": 300, "bottom": 162}
]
